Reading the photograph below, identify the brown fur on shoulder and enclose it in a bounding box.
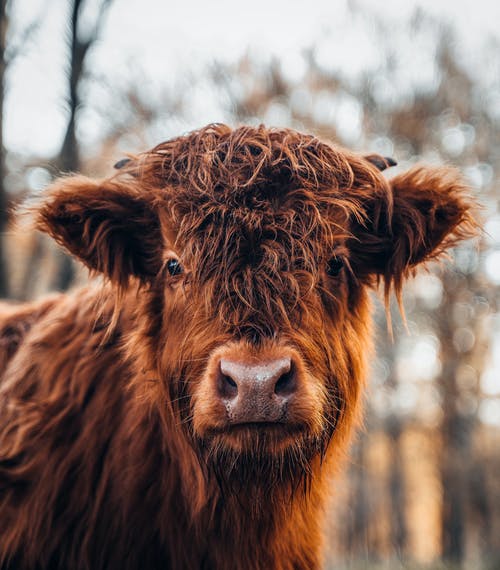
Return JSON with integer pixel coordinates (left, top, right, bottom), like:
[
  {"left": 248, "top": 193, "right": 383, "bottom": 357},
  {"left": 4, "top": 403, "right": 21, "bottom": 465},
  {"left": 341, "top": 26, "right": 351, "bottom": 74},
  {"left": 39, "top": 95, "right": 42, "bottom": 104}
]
[
  {"left": 0, "top": 296, "right": 60, "bottom": 374},
  {"left": 0, "top": 124, "right": 478, "bottom": 570}
]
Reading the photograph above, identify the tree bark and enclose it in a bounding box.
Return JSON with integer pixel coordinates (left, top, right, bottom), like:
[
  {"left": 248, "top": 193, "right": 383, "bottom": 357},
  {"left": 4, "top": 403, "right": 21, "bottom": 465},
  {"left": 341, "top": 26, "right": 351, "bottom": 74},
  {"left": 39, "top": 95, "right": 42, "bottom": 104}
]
[
  {"left": 386, "top": 415, "right": 407, "bottom": 559},
  {"left": 51, "top": 0, "right": 112, "bottom": 291},
  {"left": 438, "top": 272, "right": 472, "bottom": 564}
]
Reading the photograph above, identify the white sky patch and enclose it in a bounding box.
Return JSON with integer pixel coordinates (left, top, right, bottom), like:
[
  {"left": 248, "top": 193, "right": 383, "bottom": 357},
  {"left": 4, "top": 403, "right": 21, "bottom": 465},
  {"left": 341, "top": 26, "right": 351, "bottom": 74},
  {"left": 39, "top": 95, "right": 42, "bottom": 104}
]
[
  {"left": 396, "top": 335, "right": 442, "bottom": 383},
  {"left": 410, "top": 273, "right": 444, "bottom": 310},
  {"left": 484, "top": 251, "right": 500, "bottom": 285},
  {"left": 484, "top": 216, "right": 500, "bottom": 246},
  {"left": 4, "top": 0, "right": 500, "bottom": 157},
  {"left": 332, "top": 94, "right": 363, "bottom": 145},
  {"left": 479, "top": 398, "right": 500, "bottom": 427}
]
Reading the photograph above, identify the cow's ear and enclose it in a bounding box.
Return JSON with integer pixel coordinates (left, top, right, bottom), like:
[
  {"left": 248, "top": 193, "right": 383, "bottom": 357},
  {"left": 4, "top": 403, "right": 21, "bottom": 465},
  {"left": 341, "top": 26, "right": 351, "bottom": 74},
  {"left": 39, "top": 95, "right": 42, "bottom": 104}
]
[
  {"left": 36, "top": 175, "right": 162, "bottom": 286},
  {"left": 349, "top": 166, "right": 478, "bottom": 288}
]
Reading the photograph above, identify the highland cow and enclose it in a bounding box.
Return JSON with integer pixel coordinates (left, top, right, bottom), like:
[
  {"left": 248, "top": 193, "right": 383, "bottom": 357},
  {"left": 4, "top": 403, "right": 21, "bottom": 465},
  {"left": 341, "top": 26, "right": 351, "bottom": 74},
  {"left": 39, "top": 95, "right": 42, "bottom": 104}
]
[{"left": 0, "top": 124, "right": 475, "bottom": 569}]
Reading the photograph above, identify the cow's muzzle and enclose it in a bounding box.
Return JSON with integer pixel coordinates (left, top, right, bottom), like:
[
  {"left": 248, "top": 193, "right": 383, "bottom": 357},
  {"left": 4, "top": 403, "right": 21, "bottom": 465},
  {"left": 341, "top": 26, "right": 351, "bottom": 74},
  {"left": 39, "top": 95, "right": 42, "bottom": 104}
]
[
  {"left": 192, "top": 341, "right": 325, "bottom": 443},
  {"left": 217, "top": 356, "right": 296, "bottom": 424}
]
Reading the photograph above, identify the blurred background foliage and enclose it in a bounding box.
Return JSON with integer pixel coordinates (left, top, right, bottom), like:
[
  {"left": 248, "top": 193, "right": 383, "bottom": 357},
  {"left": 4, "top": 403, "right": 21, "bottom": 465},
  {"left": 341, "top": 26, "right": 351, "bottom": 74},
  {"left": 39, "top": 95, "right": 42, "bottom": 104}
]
[{"left": 1, "top": 0, "right": 499, "bottom": 568}]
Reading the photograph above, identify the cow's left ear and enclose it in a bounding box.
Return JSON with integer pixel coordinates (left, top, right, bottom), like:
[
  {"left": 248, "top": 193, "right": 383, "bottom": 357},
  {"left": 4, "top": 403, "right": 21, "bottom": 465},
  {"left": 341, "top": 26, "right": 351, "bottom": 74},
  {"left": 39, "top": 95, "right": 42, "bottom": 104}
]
[
  {"left": 349, "top": 166, "right": 478, "bottom": 285},
  {"left": 36, "top": 175, "right": 162, "bottom": 286}
]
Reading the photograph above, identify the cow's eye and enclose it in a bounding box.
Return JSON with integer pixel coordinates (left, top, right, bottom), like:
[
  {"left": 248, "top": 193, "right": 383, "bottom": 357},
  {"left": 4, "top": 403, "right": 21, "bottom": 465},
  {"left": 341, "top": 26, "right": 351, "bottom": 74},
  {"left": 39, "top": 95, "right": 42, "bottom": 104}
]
[
  {"left": 167, "top": 258, "right": 183, "bottom": 276},
  {"left": 326, "top": 257, "right": 344, "bottom": 277}
]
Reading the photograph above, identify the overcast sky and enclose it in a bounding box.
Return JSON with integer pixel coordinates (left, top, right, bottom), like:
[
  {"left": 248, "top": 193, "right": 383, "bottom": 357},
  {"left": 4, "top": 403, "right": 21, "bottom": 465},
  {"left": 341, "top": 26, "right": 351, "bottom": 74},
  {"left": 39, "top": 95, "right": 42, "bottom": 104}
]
[{"left": 5, "top": 0, "right": 500, "bottom": 158}]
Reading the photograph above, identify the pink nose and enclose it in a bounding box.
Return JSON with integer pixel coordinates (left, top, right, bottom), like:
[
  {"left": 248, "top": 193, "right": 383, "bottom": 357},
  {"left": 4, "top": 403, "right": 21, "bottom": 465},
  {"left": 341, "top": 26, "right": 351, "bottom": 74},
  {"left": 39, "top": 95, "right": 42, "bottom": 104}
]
[{"left": 217, "top": 357, "right": 296, "bottom": 424}]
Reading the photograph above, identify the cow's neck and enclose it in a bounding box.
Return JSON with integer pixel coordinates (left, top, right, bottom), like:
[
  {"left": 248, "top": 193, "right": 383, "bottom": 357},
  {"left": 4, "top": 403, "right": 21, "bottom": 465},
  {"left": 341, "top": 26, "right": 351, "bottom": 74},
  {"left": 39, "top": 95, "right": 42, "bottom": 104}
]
[
  {"left": 113, "top": 391, "right": 325, "bottom": 569},
  {"left": 195, "top": 462, "right": 326, "bottom": 569}
]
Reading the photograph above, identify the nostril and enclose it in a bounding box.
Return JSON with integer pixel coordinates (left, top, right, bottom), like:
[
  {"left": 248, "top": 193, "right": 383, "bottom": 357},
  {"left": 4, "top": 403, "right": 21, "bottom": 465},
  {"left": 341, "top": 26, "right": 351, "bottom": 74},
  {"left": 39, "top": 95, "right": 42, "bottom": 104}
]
[
  {"left": 217, "top": 363, "right": 238, "bottom": 399},
  {"left": 274, "top": 363, "right": 296, "bottom": 397},
  {"left": 224, "top": 374, "right": 237, "bottom": 389}
]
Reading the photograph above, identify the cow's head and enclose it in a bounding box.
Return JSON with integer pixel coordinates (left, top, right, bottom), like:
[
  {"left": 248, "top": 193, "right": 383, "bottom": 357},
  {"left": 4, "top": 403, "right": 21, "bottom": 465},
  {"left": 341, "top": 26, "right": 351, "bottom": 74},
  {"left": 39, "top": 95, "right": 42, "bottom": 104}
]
[{"left": 37, "top": 124, "right": 476, "bottom": 492}]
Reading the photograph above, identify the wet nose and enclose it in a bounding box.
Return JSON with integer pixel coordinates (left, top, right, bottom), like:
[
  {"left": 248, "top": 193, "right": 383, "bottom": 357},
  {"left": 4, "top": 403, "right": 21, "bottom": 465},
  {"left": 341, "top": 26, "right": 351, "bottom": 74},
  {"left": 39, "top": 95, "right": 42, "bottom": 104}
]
[{"left": 218, "top": 357, "right": 296, "bottom": 424}]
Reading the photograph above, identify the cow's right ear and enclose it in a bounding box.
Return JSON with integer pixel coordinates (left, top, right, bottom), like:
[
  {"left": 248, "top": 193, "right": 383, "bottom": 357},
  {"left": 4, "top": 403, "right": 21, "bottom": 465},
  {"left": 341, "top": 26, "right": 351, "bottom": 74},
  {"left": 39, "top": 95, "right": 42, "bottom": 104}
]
[{"left": 36, "top": 175, "right": 162, "bottom": 286}]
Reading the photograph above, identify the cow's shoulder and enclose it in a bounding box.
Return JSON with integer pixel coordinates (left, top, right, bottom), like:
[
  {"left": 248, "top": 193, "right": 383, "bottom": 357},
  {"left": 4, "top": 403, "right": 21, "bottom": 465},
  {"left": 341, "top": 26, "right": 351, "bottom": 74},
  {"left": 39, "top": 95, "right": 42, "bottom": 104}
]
[
  {"left": 0, "top": 285, "right": 127, "bottom": 392},
  {"left": 0, "top": 286, "right": 135, "bottom": 567},
  {"left": 0, "top": 294, "right": 62, "bottom": 376}
]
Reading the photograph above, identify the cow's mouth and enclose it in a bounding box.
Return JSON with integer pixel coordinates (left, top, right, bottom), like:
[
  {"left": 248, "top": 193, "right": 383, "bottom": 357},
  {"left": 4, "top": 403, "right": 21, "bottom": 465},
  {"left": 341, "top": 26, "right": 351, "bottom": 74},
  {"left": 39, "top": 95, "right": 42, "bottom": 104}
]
[
  {"left": 229, "top": 421, "right": 286, "bottom": 429},
  {"left": 209, "top": 419, "right": 305, "bottom": 434},
  {"left": 204, "top": 420, "right": 308, "bottom": 453}
]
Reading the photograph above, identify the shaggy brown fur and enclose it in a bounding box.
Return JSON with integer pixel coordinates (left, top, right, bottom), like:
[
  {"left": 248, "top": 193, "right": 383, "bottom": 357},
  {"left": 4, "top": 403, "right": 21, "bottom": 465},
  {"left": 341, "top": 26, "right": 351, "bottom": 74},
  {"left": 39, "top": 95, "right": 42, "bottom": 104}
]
[{"left": 0, "top": 124, "right": 476, "bottom": 569}]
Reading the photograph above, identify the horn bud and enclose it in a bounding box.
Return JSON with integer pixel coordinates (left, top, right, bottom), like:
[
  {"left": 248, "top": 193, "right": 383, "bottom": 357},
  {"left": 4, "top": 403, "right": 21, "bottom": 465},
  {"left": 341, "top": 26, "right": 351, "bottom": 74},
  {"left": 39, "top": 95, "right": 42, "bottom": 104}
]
[{"left": 364, "top": 154, "right": 397, "bottom": 171}]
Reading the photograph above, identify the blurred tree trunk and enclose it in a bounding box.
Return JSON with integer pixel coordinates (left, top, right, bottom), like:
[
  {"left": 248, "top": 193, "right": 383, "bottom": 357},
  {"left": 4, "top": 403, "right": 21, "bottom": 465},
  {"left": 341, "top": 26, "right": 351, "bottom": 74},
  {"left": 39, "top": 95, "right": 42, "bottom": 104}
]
[
  {"left": 386, "top": 415, "right": 407, "bottom": 558},
  {"left": 58, "top": 0, "right": 83, "bottom": 176},
  {"left": 19, "top": 0, "right": 112, "bottom": 296},
  {"left": 52, "top": 0, "right": 88, "bottom": 290},
  {"left": 437, "top": 267, "right": 496, "bottom": 565},
  {"left": 468, "top": 461, "right": 492, "bottom": 561},
  {"left": 463, "top": 278, "right": 496, "bottom": 563},
  {"left": 437, "top": 271, "right": 473, "bottom": 564},
  {"left": 439, "top": 380, "right": 469, "bottom": 564},
  {"left": 346, "top": 437, "right": 370, "bottom": 559},
  {"left": 52, "top": 0, "right": 112, "bottom": 291},
  {"left": 382, "top": 341, "right": 407, "bottom": 559},
  {"left": 0, "top": 0, "right": 9, "bottom": 298}
]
